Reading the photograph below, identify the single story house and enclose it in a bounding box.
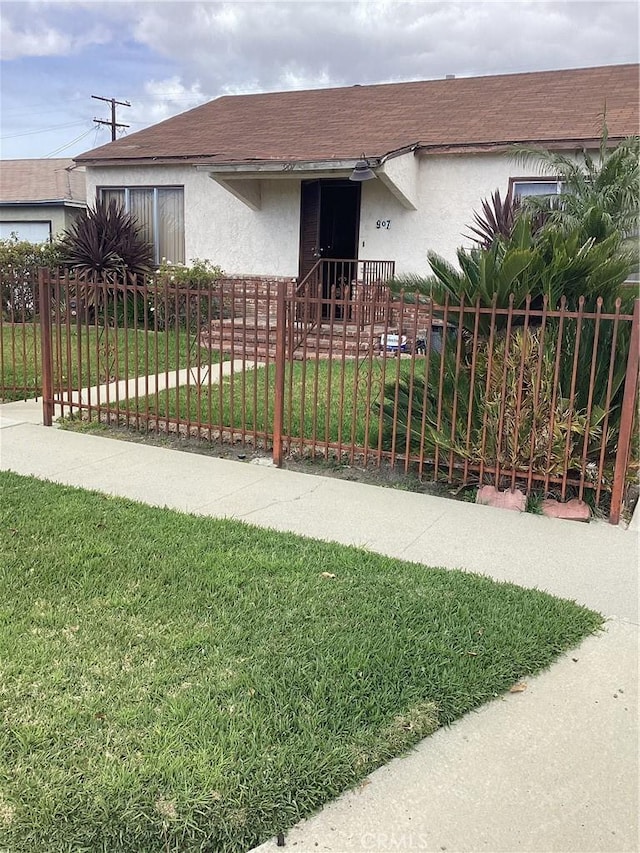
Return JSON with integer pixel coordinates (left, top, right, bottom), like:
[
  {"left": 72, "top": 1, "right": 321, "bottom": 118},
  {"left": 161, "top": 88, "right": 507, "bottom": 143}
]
[
  {"left": 75, "top": 64, "right": 638, "bottom": 280},
  {"left": 0, "top": 159, "right": 86, "bottom": 242}
]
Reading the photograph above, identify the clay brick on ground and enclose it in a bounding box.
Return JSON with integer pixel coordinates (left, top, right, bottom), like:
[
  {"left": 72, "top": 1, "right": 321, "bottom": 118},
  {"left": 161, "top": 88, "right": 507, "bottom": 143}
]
[
  {"left": 476, "top": 485, "right": 526, "bottom": 512},
  {"left": 541, "top": 498, "right": 591, "bottom": 522}
]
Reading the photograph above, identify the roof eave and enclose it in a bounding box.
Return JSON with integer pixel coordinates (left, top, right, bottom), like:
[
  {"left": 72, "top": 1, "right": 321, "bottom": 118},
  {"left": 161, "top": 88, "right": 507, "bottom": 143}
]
[
  {"left": 195, "top": 157, "right": 383, "bottom": 176},
  {"left": 75, "top": 144, "right": 420, "bottom": 169},
  {"left": 415, "top": 137, "right": 629, "bottom": 155},
  {"left": 0, "top": 199, "right": 87, "bottom": 207}
]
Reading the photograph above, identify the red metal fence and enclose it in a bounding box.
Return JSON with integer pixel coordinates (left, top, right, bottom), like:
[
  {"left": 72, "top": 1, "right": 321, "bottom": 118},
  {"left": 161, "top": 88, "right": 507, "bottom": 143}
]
[
  {"left": 0, "top": 266, "right": 40, "bottom": 400},
  {"left": 282, "top": 285, "right": 639, "bottom": 524},
  {"left": 36, "top": 270, "right": 282, "bottom": 452},
  {"left": 295, "top": 258, "right": 394, "bottom": 327},
  {"left": 23, "top": 270, "right": 640, "bottom": 523}
]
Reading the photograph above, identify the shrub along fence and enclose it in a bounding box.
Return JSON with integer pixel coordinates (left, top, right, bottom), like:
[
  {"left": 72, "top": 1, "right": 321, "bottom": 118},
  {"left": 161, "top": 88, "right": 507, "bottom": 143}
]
[
  {"left": 283, "top": 284, "right": 639, "bottom": 524},
  {"left": 24, "top": 269, "right": 640, "bottom": 524}
]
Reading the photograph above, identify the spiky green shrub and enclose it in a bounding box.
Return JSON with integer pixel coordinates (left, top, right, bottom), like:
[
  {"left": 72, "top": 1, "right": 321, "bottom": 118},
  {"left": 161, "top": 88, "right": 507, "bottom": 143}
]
[
  {"left": 385, "top": 128, "right": 638, "bottom": 500},
  {"left": 375, "top": 325, "right": 619, "bottom": 490},
  {"left": 380, "top": 216, "right": 634, "bottom": 489},
  {"left": 471, "top": 328, "right": 607, "bottom": 477},
  {"left": 394, "top": 217, "right": 633, "bottom": 331}
]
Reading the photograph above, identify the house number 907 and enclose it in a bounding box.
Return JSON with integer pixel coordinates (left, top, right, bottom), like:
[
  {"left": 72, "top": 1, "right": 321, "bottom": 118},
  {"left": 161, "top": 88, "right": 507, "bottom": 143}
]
[{"left": 376, "top": 219, "right": 391, "bottom": 229}]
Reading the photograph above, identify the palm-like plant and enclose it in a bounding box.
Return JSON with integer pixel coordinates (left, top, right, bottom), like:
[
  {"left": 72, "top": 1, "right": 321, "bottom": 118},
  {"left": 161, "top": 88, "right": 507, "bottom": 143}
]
[
  {"left": 393, "top": 217, "right": 537, "bottom": 329},
  {"left": 392, "top": 215, "right": 632, "bottom": 338},
  {"left": 391, "top": 213, "right": 631, "bottom": 316},
  {"left": 60, "top": 199, "right": 153, "bottom": 281},
  {"left": 513, "top": 126, "right": 640, "bottom": 243},
  {"left": 465, "top": 189, "right": 522, "bottom": 248},
  {"left": 384, "top": 131, "right": 638, "bottom": 496}
]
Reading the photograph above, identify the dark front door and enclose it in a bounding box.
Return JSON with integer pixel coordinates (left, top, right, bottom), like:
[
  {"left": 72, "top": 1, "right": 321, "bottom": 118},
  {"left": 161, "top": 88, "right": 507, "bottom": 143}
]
[
  {"left": 299, "top": 180, "right": 361, "bottom": 274},
  {"left": 299, "top": 179, "right": 361, "bottom": 318},
  {"left": 299, "top": 180, "right": 322, "bottom": 281},
  {"left": 318, "top": 182, "right": 361, "bottom": 262}
]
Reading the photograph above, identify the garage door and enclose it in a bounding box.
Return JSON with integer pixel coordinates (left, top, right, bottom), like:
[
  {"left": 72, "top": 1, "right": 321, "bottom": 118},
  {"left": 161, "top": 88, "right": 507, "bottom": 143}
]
[{"left": 0, "top": 221, "right": 51, "bottom": 243}]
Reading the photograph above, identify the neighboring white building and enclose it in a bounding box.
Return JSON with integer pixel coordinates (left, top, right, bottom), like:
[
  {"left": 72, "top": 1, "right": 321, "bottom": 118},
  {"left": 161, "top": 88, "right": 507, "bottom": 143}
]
[
  {"left": 76, "top": 64, "right": 638, "bottom": 279},
  {"left": 0, "top": 159, "right": 86, "bottom": 242}
]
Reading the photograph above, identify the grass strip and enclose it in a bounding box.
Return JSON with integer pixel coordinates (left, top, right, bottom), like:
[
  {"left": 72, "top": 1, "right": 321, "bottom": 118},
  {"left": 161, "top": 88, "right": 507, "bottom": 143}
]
[
  {"left": 0, "top": 325, "right": 218, "bottom": 401},
  {"left": 0, "top": 471, "right": 602, "bottom": 852}
]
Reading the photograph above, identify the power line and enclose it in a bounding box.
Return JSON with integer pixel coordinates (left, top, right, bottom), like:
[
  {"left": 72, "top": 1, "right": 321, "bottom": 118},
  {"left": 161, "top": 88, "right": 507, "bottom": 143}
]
[
  {"left": 43, "top": 125, "right": 97, "bottom": 158},
  {"left": 3, "top": 91, "right": 206, "bottom": 120},
  {"left": 2, "top": 94, "right": 89, "bottom": 117},
  {"left": 92, "top": 95, "right": 131, "bottom": 141},
  {"left": 0, "top": 121, "right": 87, "bottom": 140}
]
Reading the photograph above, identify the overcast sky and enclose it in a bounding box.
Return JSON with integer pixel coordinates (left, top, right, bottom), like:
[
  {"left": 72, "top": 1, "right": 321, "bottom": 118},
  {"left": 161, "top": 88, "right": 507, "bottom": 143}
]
[{"left": 1, "top": 0, "right": 638, "bottom": 160}]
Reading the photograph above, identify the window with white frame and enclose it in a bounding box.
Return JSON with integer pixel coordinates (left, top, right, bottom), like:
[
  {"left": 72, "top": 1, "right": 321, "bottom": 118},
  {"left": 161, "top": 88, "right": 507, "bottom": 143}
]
[
  {"left": 99, "top": 186, "right": 185, "bottom": 264},
  {"left": 510, "top": 178, "right": 561, "bottom": 199}
]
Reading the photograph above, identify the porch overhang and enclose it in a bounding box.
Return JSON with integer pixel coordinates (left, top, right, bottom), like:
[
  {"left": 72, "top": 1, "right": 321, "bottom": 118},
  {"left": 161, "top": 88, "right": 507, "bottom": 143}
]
[{"left": 195, "top": 150, "right": 418, "bottom": 211}]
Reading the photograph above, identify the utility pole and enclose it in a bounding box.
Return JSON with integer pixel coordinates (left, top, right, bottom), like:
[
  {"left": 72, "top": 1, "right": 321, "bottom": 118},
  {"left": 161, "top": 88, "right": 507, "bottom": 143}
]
[{"left": 92, "top": 95, "right": 131, "bottom": 141}]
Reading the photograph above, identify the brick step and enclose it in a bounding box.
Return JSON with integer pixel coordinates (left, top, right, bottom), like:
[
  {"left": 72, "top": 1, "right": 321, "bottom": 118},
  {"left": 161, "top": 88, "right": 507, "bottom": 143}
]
[
  {"left": 212, "top": 344, "right": 375, "bottom": 358},
  {"left": 208, "top": 337, "right": 373, "bottom": 357},
  {"left": 202, "top": 321, "right": 392, "bottom": 361},
  {"left": 209, "top": 321, "right": 389, "bottom": 336},
  {"left": 228, "top": 346, "right": 367, "bottom": 362},
  {"left": 203, "top": 324, "right": 384, "bottom": 337},
  {"left": 213, "top": 332, "right": 372, "bottom": 347}
]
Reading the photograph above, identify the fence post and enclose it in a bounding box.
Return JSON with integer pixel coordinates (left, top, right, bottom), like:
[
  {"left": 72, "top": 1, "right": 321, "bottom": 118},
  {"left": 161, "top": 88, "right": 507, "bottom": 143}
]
[
  {"left": 609, "top": 298, "right": 640, "bottom": 525},
  {"left": 272, "top": 280, "right": 286, "bottom": 467},
  {"left": 37, "top": 267, "right": 54, "bottom": 426}
]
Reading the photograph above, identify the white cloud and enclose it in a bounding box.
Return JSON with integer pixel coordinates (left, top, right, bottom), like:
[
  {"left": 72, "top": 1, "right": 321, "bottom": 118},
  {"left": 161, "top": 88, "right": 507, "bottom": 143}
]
[
  {"left": 130, "top": 76, "right": 210, "bottom": 127},
  {"left": 0, "top": 9, "right": 111, "bottom": 60},
  {"left": 0, "top": 18, "right": 70, "bottom": 59},
  {"left": 121, "top": 1, "right": 639, "bottom": 95},
  {"left": 279, "top": 66, "right": 333, "bottom": 91}
]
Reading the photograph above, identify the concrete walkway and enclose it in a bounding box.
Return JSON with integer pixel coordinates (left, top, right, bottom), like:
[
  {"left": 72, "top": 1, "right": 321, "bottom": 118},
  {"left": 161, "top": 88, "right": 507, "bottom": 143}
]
[
  {"left": 41, "top": 357, "right": 257, "bottom": 411},
  {"left": 1, "top": 399, "right": 638, "bottom": 853}
]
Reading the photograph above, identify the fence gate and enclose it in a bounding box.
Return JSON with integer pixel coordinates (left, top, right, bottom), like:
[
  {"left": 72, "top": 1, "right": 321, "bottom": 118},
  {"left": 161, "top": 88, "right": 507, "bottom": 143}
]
[{"left": 38, "top": 269, "right": 284, "bottom": 452}]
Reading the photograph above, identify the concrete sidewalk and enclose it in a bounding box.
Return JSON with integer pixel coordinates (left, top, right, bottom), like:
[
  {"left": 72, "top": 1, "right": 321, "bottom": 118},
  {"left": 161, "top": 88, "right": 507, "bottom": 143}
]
[{"left": 1, "top": 400, "right": 638, "bottom": 853}]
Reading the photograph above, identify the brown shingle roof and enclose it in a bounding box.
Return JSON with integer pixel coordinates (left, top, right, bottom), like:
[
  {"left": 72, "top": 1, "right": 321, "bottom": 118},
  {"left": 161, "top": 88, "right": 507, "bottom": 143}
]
[
  {"left": 0, "top": 159, "right": 86, "bottom": 204},
  {"left": 76, "top": 64, "right": 639, "bottom": 165}
]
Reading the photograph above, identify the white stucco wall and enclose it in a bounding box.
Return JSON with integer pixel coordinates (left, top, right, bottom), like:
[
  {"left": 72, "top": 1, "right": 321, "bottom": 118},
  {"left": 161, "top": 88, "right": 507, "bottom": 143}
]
[
  {"left": 85, "top": 151, "right": 552, "bottom": 278},
  {"left": 359, "top": 151, "right": 547, "bottom": 276},
  {"left": 85, "top": 165, "right": 301, "bottom": 276}
]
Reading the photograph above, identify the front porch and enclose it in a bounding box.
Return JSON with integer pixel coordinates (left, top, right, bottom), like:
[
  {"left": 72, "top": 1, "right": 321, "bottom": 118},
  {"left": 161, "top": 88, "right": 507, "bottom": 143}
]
[{"left": 205, "top": 258, "right": 399, "bottom": 360}]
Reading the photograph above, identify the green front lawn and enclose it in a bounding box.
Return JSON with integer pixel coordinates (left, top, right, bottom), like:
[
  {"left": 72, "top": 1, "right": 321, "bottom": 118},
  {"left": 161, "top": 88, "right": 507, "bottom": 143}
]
[
  {"left": 134, "top": 358, "right": 407, "bottom": 448},
  {"left": 0, "top": 325, "right": 218, "bottom": 402},
  {"left": 0, "top": 471, "right": 602, "bottom": 852}
]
